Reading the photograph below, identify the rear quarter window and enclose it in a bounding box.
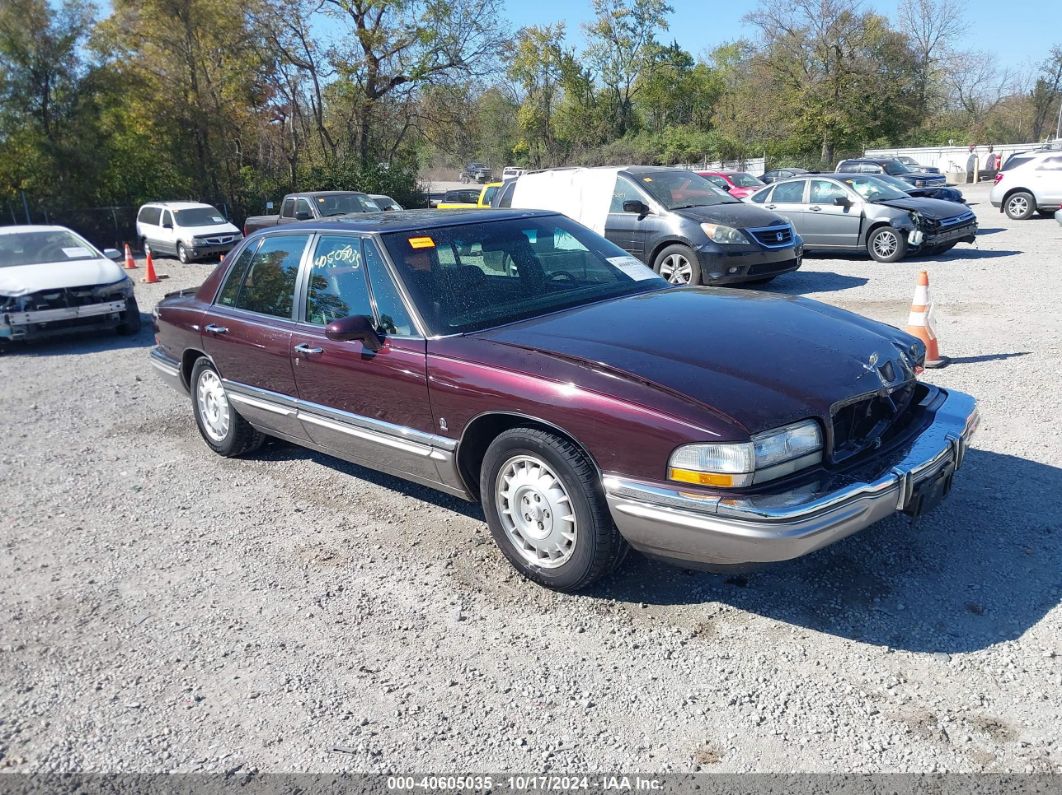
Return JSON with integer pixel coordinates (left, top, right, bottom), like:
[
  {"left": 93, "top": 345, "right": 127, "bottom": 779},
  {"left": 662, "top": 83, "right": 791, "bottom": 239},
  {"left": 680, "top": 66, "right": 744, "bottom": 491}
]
[
  {"left": 1002, "top": 155, "right": 1032, "bottom": 171},
  {"left": 138, "top": 206, "right": 161, "bottom": 225}
]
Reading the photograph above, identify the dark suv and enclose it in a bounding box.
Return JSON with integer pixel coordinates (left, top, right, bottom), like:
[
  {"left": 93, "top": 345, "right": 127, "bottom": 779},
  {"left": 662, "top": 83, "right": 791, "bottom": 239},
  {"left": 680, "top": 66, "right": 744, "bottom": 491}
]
[{"left": 836, "top": 158, "right": 947, "bottom": 188}]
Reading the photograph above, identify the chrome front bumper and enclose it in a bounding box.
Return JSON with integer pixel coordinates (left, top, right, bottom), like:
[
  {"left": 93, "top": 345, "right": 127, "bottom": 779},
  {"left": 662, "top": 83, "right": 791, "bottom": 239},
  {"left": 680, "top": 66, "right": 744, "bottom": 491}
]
[{"left": 603, "top": 389, "right": 979, "bottom": 567}]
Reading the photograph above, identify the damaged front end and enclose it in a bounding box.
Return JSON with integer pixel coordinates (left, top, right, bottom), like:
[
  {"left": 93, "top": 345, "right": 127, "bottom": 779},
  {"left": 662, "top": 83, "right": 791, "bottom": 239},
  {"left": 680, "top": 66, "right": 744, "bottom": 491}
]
[{"left": 1, "top": 277, "right": 135, "bottom": 343}]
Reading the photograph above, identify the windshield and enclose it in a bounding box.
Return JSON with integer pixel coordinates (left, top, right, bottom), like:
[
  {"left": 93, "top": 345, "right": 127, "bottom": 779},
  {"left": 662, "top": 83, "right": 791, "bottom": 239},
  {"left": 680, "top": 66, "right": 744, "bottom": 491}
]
[
  {"left": 633, "top": 170, "right": 737, "bottom": 209},
  {"left": 883, "top": 160, "right": 912, "bottom": 176},
  {"left": 0, "top": 229, "right": 103, "bottom": 268},
  {"left": 729, "top": 172, "right": 764, "bottom": 188},
  {"left": 174, "top": 207, "right": 228, "bottom": 226},
  {"left": 875, "top": 174, "right": 916, "bottom": 192},
  {"left": 315, "top": 193, "right": 379, "bottom": 216},
  {"left": 838, "top": 176, "right": 910, "bottom": 202},
  {"left": 380, "top": 216, "right": 666, "bottom": 335}
]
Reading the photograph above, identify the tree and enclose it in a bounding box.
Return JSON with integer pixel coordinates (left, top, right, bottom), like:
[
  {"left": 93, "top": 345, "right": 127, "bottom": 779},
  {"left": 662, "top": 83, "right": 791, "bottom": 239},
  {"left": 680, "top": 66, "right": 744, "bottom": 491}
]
[
  {"left": 583, "top": 0, "right": 673, "bottom": 139},
  {"left": 899, "top": 0, "right": 967, "bottom": 115},
  {"left": 1030, "top": 46, "right": 1062, "bottom": 141},
  {"left": 508, "top": 24, "right": 568, "bottom": 166},
  {"left": 322, "top": 0, "right": 505, "bottom": 168}
]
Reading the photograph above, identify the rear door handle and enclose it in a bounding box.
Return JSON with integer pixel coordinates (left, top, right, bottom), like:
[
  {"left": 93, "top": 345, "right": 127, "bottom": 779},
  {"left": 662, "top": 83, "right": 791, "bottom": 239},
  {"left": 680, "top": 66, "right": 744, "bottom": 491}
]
[
  {"left": 293, "top": 343, "right": 324, "bottom": 356},
  {"left": 204, "top": 324, "right": 228, "bottom": 334}
]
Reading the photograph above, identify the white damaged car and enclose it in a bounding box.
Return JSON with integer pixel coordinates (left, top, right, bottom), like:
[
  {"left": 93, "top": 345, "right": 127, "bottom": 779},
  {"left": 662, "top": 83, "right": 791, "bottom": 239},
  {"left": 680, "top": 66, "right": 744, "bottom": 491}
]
[{"left": 0, "top": 225, "right": 141, "bottom": 346}]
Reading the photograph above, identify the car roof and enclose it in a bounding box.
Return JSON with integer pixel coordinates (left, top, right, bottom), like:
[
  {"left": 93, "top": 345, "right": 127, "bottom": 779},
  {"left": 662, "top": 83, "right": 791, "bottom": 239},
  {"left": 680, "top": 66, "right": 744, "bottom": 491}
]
[
  {"left": 257, "top": 208, "right": 561, "bottom": 234},
  {"left": 141, "top": 201, "right": 217, "bottom": 209},
  {"left": 0, "top": 224, "right": 76, "bottom": 235}
]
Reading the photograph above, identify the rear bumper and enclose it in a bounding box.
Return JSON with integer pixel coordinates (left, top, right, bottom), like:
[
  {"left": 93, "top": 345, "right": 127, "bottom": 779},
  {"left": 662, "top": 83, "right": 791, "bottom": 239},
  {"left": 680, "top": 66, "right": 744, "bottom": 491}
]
[
  {"left": 1, "top": 300, "right": 127, "bottom": 341},
  {"left": 150, "top": 346, "right": 186, "bottom": 393},
  {"left": 603, "top": 388, "right": 978, "bottom": 567},
  {"left": 695, "top": 240, "right": 803, "bottom": 284}
]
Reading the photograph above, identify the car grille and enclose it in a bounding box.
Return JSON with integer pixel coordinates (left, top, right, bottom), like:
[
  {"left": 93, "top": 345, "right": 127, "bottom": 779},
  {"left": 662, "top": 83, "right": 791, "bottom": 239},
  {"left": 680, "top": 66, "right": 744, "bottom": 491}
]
[
  {"left": 194, "top": 233, "right": 236, "bottom": 245},
  {"left": 937, "top": 210, "right": 976, "bottom": 229},
  {"left": 747, "top": 259, "right": 797, "bottom": 276},
  {"left": 830, "top": 381, "right": 919, "bottom": 463},
  {"left": 747, "top": 224, "right": 794, "bottom": 248},
  {"left": 14, "top": 285, "right": 121, "bottom": 312}
]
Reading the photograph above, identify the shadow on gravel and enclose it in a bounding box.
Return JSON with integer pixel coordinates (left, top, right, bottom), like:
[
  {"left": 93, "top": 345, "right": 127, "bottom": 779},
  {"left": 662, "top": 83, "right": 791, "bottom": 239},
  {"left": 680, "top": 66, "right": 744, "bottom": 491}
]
[
  {"left": 759, "top": 271, "right": 870, "bottom": 295},
  {"left": 596, "top": 449, "right": 1062, "bottom": 654},
  {"left": 0, "top": 314, "right": 153, "bottom": 356},
  {"left": 947, "top": 351, "right": 1031, "bottom": 364},
  {"left": 250, "top": 438, "right": 485, "bottom": 521},
  {"left": 976, "top": 227, "right": 1006, "bottom": 235},
  {"left": 906, "top": 248, "right": 1023, "bottom": 261}
]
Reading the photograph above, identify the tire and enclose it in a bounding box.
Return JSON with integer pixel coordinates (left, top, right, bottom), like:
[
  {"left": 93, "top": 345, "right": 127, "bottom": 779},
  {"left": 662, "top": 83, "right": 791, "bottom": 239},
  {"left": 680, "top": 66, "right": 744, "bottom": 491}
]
[
  {"left": 190, "top": 358, "right": 265, "bottom": 457},
  {"left": 116, "top": 297, "right": 142, "bottom": 335},
  {"left": 177, "top": 242, "right": 191, "bottom": 264},
  {"left": 1004, "top": 191, "right": 1035, "bottom": 220},
  {"left": 480, "top": 427, "right": 628, "bottom": 591},
  {"left": 652, "top": 243, "right": 701, "bottom": 285},
  {"left": 867, "top": 226, "right": 907, "bottom": 263}
]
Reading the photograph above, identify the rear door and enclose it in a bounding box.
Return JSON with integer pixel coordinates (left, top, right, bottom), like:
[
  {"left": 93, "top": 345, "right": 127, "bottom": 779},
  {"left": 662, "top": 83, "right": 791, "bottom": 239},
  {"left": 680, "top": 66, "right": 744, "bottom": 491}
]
[
  {"left": 201, "top": 233, "right": 311, "bottom": 440},
  {"left": 1034, "top": 155, "right": 1062, "bottom": 205},
  {"left": 290, "top": 234, "right": 440, "bottom": 483},
  {"left": 804, "top": 179, "right": 863, "bottom": 248},
  {"left": 604, "top": 176, "right": 650, "bottom": 259}
]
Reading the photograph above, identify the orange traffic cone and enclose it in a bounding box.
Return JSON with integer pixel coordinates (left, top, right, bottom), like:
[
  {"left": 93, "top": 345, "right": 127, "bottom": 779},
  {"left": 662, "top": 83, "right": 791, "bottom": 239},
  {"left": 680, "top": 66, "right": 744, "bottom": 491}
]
[
  {"left": 123, "top": 243, "right": 138, "bottom": 270},
  {"left": 905, "top": 271, "right": 947, "bottom": 368},
  {"left": 142, "top": 247, "right": 160, "bottom": 283}
]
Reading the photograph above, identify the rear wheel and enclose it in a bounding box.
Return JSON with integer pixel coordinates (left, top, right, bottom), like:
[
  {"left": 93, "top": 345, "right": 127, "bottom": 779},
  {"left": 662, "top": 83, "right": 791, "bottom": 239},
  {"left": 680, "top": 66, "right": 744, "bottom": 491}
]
[
  {"left": 653, "top": 244, "right": 701, "bottom": 285},
  {"left": 480, "top": 427, "right": 628, "bottom": 591},
  {"left": 190, "top": 358, "right": 265, "bottom": 457},
  {"left": 867, "top": 226, "right": 907, "bottom": 263},
  {"left": 1004, "top": 191, "right": 1035, "bottom": 220}
]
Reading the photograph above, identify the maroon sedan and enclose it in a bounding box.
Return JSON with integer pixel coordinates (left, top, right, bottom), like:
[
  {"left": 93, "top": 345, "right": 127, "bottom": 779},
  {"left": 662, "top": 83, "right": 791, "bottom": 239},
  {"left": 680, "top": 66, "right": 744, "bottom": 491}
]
[
  {"left": 697, "top": 171, "right": 767, "bottom": 200},
  {"left": 150, "top": 209, "right": 978, "bottom": 591}
]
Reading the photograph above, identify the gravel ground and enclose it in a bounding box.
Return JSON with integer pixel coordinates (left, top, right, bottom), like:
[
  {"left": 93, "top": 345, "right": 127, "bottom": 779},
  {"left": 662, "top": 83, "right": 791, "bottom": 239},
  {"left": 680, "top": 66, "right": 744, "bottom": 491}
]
[{"left": 1, "top": 183, "right": 1060, "bottom": 774}]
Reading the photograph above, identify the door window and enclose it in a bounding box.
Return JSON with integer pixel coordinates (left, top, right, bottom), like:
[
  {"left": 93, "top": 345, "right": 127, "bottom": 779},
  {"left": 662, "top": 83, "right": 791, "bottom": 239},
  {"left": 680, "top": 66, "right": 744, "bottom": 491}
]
[
  {"left": 216, "top": 241, "right": 259, "bottom": 307},
  {"left": 771, "top": 180, "right": 806, "bottom": 203},
  {"left": 610, "top": 177, "right": 646, "bottom": 213},
  {"left": 281, "top": 198, "right": 296, "bottom": 218},
  {"left": 294, "top": 198, "right": 313, "bottom": 219},
  {"left": 229, "top": 235, "right": 307, "bottom": 318},
  {"left": 1036, "top": 156, "right": 1062, "bottom": 170},
  {"left": 810, "top": 180, "right": 849, "bottom": 204},
  {"left": 305, "top": 236, "right": 374, "bottom": 325},
  {"left": 364, "top": 240, "right": 416, "bottom": 336},
  {"left": 162, "top": 210, "right": 174, "bottom": 228},
  {"left": 749, "top": 186, "right": 773, "bottom": 204}
]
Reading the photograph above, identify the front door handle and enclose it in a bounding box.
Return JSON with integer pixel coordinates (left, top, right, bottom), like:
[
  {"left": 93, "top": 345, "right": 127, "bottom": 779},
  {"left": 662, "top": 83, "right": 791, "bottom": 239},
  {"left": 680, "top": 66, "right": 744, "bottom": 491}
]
[
  {"left": 205, "top": 324, "right": 229, "bottom": 334},
  {"left": 766, "top": 204, "right": 777, "bottom": 210},
  {"left": 293, "top": 343, "right": 324, "bottom": 356},
  {"left": 809, "top": 205, "right": 822, "bottom": 212}
]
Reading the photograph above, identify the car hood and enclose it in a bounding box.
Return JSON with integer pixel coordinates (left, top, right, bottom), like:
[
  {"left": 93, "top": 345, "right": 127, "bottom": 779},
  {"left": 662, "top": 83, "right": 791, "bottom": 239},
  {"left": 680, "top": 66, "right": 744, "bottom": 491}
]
[
  {"left": 672, "top": 202, "right": 787, "bottom": 229},
  {"left": 184, "top": 222, "right": 241, "bottom": 236},
  {"left": 0, "top": 258, "right": 128, "bottom": 296},
  {"left": 474, "top": 288, "right": 918, "bottom": 435},
  {"left": 875, "top": 196, "right": 970, "bottom": 220}
]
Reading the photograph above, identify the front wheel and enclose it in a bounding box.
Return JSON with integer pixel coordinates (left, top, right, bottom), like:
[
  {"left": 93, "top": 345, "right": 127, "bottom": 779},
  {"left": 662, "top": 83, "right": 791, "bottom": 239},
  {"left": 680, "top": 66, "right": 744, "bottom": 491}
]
[
  {"left": 190, "top": 358, "right": 265, "bottom": 457},
  {"left": 177, "top": 242, "right": 191, "bottom": 264},
  {"left": 480, "top": 428, "right": 628, "bottom": 591},
  {"left": 867, "top": 226, "right": 907, "bottom": 262},
  {"left": 1004, "top": 191, "right": 1035, "bottom": 220},
  {"left": 653, "top": 244, "right": 701, "bottom": 285},
  {"left": 116, "top": 297, "right": 141, "bottom": 335}
]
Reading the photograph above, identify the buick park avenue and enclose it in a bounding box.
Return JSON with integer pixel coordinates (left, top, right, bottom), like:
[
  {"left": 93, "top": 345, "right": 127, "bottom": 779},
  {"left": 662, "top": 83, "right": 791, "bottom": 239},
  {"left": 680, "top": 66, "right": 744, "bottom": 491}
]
[{"left": 151, "top": 210, "right": 978, "bottom": 591}]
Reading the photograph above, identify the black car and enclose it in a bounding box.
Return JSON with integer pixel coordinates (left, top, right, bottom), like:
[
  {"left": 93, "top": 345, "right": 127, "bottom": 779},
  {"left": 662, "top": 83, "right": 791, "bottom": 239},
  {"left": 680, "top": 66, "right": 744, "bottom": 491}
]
[
  {"left": 836, "top": 158, "right": 947, "bottom": 188},
  {"left": 760, "top": 167, "right": 809, "bottom": 184},
  {"left": 874, "top": 174, "right": 966, "bottom": 205}
]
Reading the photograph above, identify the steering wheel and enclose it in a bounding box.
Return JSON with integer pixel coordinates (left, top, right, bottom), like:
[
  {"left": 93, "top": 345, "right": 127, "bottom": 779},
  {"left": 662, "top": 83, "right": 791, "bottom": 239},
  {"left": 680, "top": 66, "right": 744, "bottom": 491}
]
[{"left": 546, "top": 270, "right": 577, "bottom": 283}]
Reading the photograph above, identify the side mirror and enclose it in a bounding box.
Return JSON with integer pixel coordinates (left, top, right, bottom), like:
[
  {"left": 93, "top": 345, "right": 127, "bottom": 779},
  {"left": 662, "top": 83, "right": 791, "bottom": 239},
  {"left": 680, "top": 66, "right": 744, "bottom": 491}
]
[
  {"left": 834, "top": 195, "right": 851, "bottom": 207},
  {"left": 103, "top": 248, "right": 123, "bottom": 261},
  {"left": 622, "top": 200, "right": 650, "bottom": 217},
  {"left": 325, "top": 314, "right": 383, "bottom": 351},
  {"left": 295, "top": 210, "right": 313, "bottom": 221},
  {"left": 162, "top": 221, "right": 173, "bottom": 229}
]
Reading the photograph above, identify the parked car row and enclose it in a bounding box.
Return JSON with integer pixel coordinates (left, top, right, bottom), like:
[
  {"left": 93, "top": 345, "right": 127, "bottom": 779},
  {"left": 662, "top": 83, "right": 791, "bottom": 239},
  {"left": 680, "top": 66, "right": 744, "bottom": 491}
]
[{"left": 149, "top": 208, "right": 980, "bottom": 591}]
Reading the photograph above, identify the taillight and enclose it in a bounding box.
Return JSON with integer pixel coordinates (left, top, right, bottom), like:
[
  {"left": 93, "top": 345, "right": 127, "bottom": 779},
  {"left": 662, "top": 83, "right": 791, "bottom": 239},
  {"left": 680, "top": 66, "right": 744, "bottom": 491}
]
[
  {"left": 993, "top": 173, "right": 1003, "bottom": 184},
  {"left": 243, "top": 225, "right": 248, "bottom": 236}
]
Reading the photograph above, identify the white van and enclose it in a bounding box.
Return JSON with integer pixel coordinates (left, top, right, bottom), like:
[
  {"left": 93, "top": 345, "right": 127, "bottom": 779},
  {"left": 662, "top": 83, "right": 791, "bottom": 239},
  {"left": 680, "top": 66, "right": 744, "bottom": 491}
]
[{"left": 136, "top": 202, "right": 242, "bottom": 263}]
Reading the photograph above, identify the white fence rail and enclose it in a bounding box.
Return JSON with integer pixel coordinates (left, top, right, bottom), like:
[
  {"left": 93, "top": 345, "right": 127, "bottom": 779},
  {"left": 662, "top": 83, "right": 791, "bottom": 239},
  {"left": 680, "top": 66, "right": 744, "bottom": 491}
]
[
  {"left": 677, "top": 157, "right": 766, "bottom": 175},
  {"left": 863, "top": 143, "right": 1042, "bottom": 179}
]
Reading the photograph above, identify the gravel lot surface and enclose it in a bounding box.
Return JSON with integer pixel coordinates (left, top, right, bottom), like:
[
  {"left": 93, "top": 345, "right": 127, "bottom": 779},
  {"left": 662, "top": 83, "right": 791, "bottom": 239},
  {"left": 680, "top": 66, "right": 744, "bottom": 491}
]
[{"left": 1, "top": 183, "right": 1060, "bottom": 774}]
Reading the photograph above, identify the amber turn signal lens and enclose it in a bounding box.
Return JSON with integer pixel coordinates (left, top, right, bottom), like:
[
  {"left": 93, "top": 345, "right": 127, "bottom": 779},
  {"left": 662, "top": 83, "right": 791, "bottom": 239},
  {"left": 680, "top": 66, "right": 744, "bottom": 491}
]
[{"left": 668, "top": 468, "right": 736, "bottom": 487}]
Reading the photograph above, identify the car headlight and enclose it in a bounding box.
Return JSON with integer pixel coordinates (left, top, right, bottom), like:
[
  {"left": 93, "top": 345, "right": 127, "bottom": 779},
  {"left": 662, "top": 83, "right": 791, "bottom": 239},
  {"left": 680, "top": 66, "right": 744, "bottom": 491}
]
[
  {"left": 668, "top": 419, "right": 823, "bottom": 488},
  {"left": 700, "top": 223, "right": 749, "bottom": 245},
  {"left": 915, "top": 180, "right": 925, "bottom": 187}
]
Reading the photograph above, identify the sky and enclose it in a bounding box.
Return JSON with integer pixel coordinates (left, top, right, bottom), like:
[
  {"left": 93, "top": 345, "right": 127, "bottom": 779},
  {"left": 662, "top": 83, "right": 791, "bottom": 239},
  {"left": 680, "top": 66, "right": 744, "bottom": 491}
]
[{"left": 502, "top": 0, "right": 1056, "bottom": 72}]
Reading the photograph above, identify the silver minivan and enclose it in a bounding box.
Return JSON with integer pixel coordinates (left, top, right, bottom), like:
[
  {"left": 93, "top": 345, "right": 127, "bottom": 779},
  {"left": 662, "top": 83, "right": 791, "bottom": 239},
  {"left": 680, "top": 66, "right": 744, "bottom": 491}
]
[{"left": 136, "top": 202, "right": 242, "bottom": 263}]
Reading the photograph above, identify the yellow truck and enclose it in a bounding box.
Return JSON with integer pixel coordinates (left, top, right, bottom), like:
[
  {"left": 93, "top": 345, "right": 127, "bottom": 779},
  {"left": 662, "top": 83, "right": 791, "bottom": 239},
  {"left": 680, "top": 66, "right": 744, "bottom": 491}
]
[{"left": 436, "top": 182, "right": 502, "bottom": 209}]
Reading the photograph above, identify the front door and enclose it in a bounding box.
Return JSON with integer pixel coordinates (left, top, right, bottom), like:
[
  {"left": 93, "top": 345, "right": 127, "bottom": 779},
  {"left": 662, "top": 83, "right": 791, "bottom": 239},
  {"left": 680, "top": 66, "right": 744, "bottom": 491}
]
[
  {"left": 763, "top": 179, "right": 810, "bottom": 242},
  {"left": 290, "top": 234, "right": 439, "bottom": 484},
  {"left": 803, "top": 179, "right": 864, "bottom": 248},
  {"left": 604, "top": 176, "right": 650, "bottom": 260},
  {"left": 201, "top": 233, "right": 312, "bottom": 440},
  {"left": 159, "top": 210, "right": 178, "bottom": 255}
]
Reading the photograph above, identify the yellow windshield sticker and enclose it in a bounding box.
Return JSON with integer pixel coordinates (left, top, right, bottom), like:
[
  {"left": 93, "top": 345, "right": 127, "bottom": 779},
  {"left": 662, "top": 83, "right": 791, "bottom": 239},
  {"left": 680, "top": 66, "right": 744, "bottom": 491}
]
[{"left": 409, "top": 236, "right": 435, "bottom": 249}]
